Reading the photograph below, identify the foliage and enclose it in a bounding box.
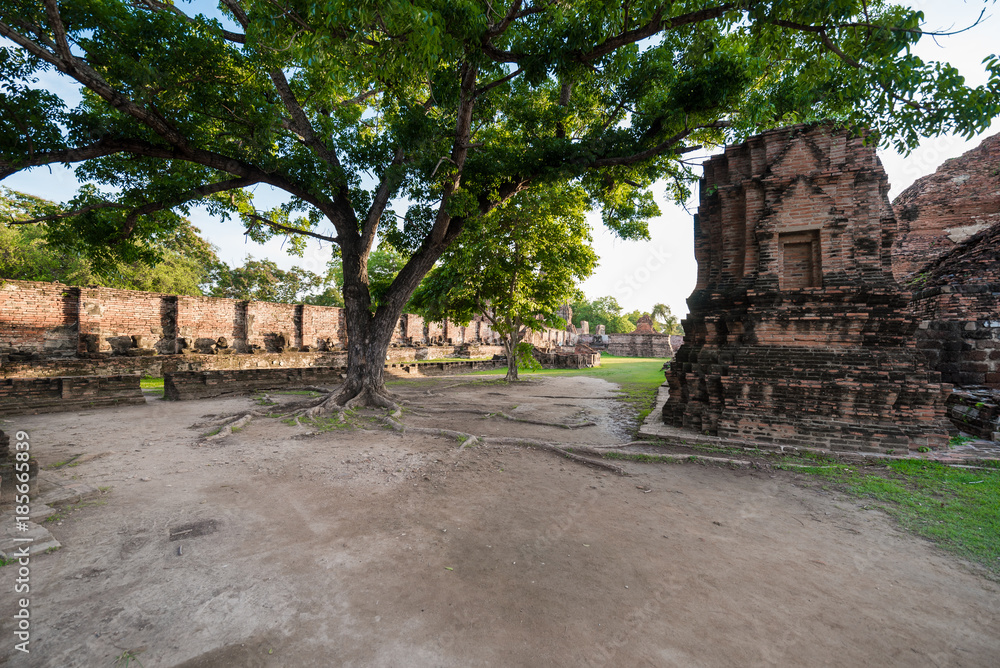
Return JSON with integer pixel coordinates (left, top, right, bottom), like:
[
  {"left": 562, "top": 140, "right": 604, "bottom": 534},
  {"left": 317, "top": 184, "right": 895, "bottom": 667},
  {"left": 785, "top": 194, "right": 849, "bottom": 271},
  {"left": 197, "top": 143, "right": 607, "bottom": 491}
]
[
  {"left": 2, "top": 0, "right": 998, "bottom": 396},
  {"left": 514, "top": 341, "right": 542, "bottom": 372},
  {"left": 208, "top": 257, "right": 325, "bottom": 303},
  {"left": 1, "top": 187, "right": 218, "bottom": 294},
  {"left": 411, "top": 183, "right": 598, "bottom": 378},
  {"left": 570, "top": 295, "right": 635, "bottom": 334},
  {"left": 2, "top": 187, "right": 339, "bottom": 301},
  {"left": 651, "top": 303, "right": 684, "bottom": 335}
]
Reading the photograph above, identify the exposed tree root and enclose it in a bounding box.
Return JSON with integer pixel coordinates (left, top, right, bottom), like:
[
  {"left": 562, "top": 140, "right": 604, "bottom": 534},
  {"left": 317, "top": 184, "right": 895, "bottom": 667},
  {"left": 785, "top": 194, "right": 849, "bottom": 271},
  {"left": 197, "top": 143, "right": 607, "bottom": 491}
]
[
  {"left": 200, "top": 413, "right": 255, "bottom": 443},
  {"left": 377, "top": 416, "right": 624, "bottom": 475},
  {"left": 411, "top": 407, "right": 595, "bottom": 429}
]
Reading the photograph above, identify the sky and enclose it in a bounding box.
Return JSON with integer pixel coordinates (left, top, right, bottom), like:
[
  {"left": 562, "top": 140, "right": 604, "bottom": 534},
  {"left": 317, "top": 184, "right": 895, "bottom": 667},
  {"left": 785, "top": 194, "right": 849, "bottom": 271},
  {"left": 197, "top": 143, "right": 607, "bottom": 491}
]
[{"left": 3, "top": 0, "right": 999, "bottom": 319}]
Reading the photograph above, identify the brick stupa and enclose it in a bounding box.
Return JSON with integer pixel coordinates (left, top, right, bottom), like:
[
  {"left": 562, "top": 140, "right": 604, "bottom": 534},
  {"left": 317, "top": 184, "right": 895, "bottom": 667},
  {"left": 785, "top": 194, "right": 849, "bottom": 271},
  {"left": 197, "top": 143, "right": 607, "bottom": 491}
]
[{"left": 663, "top": 124, "right": 951, "bottom": 452}]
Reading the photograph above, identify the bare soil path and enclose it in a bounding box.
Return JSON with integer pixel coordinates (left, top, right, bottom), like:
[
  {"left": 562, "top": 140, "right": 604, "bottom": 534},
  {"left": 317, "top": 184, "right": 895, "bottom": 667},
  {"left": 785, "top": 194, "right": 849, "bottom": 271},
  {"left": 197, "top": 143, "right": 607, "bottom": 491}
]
[{"left": 1, "top": 375, "right": 998, "bottom": 667}]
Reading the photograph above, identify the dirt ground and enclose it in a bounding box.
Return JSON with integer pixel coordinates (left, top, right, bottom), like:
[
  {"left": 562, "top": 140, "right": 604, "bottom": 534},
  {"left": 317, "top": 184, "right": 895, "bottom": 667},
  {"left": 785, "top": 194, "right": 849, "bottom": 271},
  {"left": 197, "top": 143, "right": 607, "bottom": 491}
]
[{"left": 2, "top": 374, "right": 999, "bottom": 667}]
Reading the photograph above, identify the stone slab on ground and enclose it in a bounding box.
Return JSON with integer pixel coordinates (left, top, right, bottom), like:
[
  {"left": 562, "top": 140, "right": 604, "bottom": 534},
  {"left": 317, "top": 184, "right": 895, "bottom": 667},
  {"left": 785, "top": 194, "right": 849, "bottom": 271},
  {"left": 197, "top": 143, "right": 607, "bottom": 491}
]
[
  {"left": 33, "top": 475, "right": 101, "bottom": 508},
  {"left": 0, "top": 520, "right": 60, "bottom": 557}
]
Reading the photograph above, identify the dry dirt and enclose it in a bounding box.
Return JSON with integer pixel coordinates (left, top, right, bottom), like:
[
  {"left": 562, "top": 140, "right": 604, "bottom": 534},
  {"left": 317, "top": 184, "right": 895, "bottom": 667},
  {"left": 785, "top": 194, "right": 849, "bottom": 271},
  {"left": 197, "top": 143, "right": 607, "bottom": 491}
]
[{"left": 1, "top": 374, "right": 999, "bottom": 667}]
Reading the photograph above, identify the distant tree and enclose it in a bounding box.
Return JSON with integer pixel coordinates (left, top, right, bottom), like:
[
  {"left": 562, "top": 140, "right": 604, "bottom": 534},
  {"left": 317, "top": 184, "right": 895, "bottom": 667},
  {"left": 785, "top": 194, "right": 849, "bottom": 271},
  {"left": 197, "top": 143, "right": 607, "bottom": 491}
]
[
  {"left": 651, "top": 303, "right": 684, "bottom": 335},
  {"left": 571, "top": 295, "right": 635, "bottom": 334},
  {"left": 411, "top": 185, "right": 597, "bottom": 380},
  {"left": 209, "top": 257, "right": 326, "bottom": 303},
  {"left": 1, "top": 187, "right": 217, "bottom": 294}
]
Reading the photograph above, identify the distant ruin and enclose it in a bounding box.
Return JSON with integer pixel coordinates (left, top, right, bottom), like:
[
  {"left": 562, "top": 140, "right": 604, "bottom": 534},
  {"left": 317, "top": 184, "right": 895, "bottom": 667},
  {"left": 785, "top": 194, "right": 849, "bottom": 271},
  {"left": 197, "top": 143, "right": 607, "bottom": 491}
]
[
  {"left": 663, "top": 124, "right": 952, "bottom": 452},
  {"left": 0, "top": 279, "right": 588, "bottom": 378},
  {"left": 607, "top": 315, "right": 676, "bottom": 357}
]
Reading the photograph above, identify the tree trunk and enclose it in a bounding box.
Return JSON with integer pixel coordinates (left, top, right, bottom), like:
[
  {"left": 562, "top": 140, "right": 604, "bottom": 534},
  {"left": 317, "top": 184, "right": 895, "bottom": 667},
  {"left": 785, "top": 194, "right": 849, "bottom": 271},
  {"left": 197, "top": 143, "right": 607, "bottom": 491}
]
[
  {"left": 332, "top": 243, "right": 399, "bottom": 406},
  {"left": 503, "top": 336, "right": 518, "bottom": 382},
  {"left": 333, "top": 298, "right": 398, "bottom": 405}
]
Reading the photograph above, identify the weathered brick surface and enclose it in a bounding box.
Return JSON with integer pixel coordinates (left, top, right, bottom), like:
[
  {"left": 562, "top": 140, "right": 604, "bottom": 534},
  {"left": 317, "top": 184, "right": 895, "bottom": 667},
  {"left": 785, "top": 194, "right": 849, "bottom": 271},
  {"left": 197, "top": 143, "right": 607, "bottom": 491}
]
[
  {"left": 176, "top": 295, "right": 245, "bottom": 353},
  {"left": 0, "top": 375, "right": 145, "bottom": 416},
  {"left": 79, "top": 286, "right": 170, "bottom": 354},
  {"left": 909, "top": 222, "right": 1000, "bottom": 388},
  {"left": 664, "top": 124, "right": 951, "bottom": 452},
  {"left": 607, "top": 330, "right": 675, "bottom": 358},
  {"left": 532, "top": 350, "right": 601, "bottom": 368},
  {"left": 0, "top": 281, "right": 78, "bottom": 356},
  {"left": 892, "top": 133, "right": 1000, "bottom": 282},
  {"left": 946, "top": 388, "right": 1000, "bottom": 440}
]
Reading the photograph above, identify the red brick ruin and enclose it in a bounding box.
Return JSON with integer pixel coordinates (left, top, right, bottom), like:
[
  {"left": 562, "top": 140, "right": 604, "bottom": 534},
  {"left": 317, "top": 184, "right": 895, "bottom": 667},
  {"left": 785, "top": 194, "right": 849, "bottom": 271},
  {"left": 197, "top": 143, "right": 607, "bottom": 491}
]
[
  {"left": 664, "top": 124, "right": 952, "bottom": 452},
  {"left": 892, "top": 133, "right": 1000, "bottom": 282}
]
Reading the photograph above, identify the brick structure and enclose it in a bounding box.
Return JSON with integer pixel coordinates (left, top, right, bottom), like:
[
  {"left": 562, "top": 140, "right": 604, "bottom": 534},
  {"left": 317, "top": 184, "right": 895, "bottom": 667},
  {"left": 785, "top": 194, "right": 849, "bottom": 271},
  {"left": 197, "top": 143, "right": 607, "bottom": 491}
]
[
  {"left": 607, "top": 315, "right": 675, "bottom": 358},
  {"left": 0, "top": 375, "right": 145, "bottom": 416},
  {"left": 910, "top": 222, "right": 1000, "bottom": 388},
  {"left": 891, "top": 132, "right": 1000, "bottom": 282},
  {"left": 663, "top": 124, "right": 951, "bottom": 452},
  {"left": 0, "top": 279, "right": 575, "bottom": 369}
]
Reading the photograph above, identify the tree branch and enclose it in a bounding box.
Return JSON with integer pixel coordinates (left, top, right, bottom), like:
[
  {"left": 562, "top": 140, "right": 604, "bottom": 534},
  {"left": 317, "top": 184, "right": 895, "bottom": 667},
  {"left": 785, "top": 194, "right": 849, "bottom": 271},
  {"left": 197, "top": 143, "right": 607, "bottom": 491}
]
[
  {"left": 135, "top": 0, "right": 246, "bottom": 43},
  {"left": 245, "top": 213, "right": 339, "bottom": 244},
  {"left": 269, "top": 68, "right": 342, "bottom": 170},
  {"left": 0, "top": 138, "right": 180, "bottom": 180},
  {"left": 583, "top": 4, "right": 737, "bottom": 62},
  {"left": 361, "top": 147, "right": 407, "bottom": 254},
  {"left": 475, "top": 67, "right": 524, "bottom": 98},
  {"left": 587, "top": 121, "right": 730, "bottom": 168}
]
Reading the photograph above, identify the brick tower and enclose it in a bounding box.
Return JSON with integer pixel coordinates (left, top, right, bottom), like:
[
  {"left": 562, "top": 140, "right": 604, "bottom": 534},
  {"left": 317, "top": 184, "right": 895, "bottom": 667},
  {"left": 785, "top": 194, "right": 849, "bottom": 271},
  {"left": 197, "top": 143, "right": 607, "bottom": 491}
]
[{"left": 663, "top": 124, "right": 951, "bottom": 452}]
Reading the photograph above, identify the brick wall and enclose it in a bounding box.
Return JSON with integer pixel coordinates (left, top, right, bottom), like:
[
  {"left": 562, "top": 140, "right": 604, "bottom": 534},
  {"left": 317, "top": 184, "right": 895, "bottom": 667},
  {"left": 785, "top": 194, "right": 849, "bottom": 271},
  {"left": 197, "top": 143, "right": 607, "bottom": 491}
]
[
  {"left": 607, "top": 333, "right": 675, "bottom": 358},
  {"left": 301, "top": 304, "right": 345, "bottom": 350},
  {"left": 0, "top": 375, "right": 145, "bottom": 416},
  {"left": 177, "top": 295, "right": 245, "bottom": 353},
  {"left": 0, "top": 279, "right": 575, "bottom": 373},
  {"left": 891, "top": 133, "right": 1000, "bottom": 282},
  {"left": 664, "top": 124, "right": 951, "bottom": 452},
  {"left": 911, "top": 284, "right": 1000, "bottom": 387},
  {"left": 78, "top": 286, "right": 169, "bottom": 354},
  {"left": 0, "top": 280, "right": 78, "bottom": 356}
]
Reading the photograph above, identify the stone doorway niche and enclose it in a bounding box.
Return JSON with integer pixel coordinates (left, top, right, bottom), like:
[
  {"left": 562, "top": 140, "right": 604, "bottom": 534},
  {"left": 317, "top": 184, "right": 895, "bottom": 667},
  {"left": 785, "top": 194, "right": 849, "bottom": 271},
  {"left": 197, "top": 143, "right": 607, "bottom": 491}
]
[{"left": 779, "top": 229, "right": 822, "bottom": 289}]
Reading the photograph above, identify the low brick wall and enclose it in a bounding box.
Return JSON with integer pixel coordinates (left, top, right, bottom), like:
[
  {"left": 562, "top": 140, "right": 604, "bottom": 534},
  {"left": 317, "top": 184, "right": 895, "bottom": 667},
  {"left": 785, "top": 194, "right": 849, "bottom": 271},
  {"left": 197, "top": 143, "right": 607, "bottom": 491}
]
[
  {"left": 532, "top": 350, "right": 601, "bottom": 369},
  {"left": 0, "top": 375, "right": 145, "bottom": 416},
  {"left": 947, "top": 388, "right": 1000, "bottom": 440},
  {"left": 164, "top": 367, "right": 348, "bottom": 401},
  {"left": 387, "top": 360, "right": 504, "bottom": 377},
  {"left": 165, "top": 360, "right": 506, "bottom": 400},
  {"left": 0, "top": 345, "right": 507, "bottom": 379}
]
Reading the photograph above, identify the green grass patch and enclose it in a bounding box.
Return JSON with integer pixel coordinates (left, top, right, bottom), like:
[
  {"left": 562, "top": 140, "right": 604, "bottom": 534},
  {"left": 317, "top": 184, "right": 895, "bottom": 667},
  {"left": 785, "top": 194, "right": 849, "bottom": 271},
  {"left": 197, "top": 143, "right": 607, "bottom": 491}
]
[
  {"left": 140, "top": 376, "right": 164, "bottom": 397},
  {"left": 793, "top": 459, "right": 1000, "bottom": 575}
]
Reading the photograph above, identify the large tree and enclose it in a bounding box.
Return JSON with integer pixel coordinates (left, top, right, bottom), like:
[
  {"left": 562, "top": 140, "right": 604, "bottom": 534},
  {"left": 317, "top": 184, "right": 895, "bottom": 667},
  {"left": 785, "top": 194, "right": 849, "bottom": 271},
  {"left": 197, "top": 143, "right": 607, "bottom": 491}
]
[
  {"left": 1, "top": 1, "right": 998, "bottom": 409},
  {"left": 411, "top": 183, "right": 598, "bottom": 381}
]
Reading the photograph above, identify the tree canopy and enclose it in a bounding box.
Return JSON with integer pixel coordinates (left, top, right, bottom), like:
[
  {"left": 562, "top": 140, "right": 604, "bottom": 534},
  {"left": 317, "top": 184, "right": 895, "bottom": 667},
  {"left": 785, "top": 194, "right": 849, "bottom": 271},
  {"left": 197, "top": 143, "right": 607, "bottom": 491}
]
[
  {"left": 571, "top": 295, "right": 635, "bottom": 334},
  {"left": 411, "top": 183, "right": 597, "bottom": 379},
  {"left": 2, "top": 0, "right": 998, "bottom": 405}
]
